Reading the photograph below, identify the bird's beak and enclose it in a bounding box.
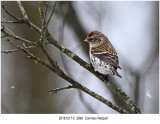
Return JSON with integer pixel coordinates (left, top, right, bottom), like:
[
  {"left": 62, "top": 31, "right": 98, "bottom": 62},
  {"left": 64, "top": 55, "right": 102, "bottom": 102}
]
[{"left": 84, "top": 38, "right": 89, "bottom": 42}]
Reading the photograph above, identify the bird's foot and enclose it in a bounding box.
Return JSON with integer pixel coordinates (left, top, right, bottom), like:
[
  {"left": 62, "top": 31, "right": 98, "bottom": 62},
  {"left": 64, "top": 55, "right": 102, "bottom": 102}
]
[{"left": 90, "top": 63, "right": 94, "bottom": 69}]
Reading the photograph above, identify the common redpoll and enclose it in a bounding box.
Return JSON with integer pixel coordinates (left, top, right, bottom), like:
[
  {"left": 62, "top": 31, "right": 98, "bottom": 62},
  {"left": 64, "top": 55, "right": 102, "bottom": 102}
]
[{"left": 84, "top": 30, "right": 122, "bottom": 78}]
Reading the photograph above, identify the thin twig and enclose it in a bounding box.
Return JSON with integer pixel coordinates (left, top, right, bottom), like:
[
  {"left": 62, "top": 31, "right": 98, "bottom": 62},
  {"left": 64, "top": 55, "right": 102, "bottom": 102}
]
[
  {"left": 2, "top": 4, "right": 20, "bottom": 21},
  {"left": 2, "top": 27, "right": 35, "bottom": 45},
  {"left": 45, "top": 1, "right": 56, "bottom": 28},
  {"left": 38, "top": 1, "right": 44, "bottom": 21},
  {"left": 40, "top": 46, "right": 59, "bottom": 71},
  {"left": 40, "top": 3, "right": 49, "bottom": 41},
  {"left": 23, "top": 19, "right": 42, "bottom": 34},
  {"left": 1, "top": 49, "right": 19, "bottom": 54},
  {"left": 6, "top": 39, "right": 54, "bottom": 71},
  {"left": 43, "top": 3, "right": 48, "bottom": 27},
  {"left": 2, "top": 4, "right": 41, "bottom": 33},
  {"left": 1, "top": 42, "right": 50, "bottom": 54},
  {"left": 1, "top": 20, "right": 22, "bottom": 24},
  {"left": 17, "top": 1, "right": 28, "bottom": 20},
  {"left": 49, "top": 85, "right": 74, "bottom": 94}
]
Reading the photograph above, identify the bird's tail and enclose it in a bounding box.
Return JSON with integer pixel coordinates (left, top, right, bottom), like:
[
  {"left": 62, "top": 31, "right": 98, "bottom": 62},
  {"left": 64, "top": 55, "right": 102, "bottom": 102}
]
[
  {"left": 115, "top": 72, "right": 122, "bottom": 78},
  {"left": 110, "top": 67, "right": 122, "bottom": 78}
]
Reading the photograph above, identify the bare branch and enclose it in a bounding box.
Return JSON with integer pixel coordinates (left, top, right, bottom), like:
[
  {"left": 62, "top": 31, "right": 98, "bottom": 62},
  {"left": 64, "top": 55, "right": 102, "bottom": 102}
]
[
  {"left": 38, "top": 1, "right": 44, "bottom": 21},
  {"left": 45, "top": 32, "right": 142, "bottom": 114},
  {"left": 6, "top": 38, "right": 128, "bottom": 114},
  {"left": 2, "top": 27, "right": 35, "bottom": 45},
  {"left": 2, "top": 4, "right": 20, "bottom": 21},
  {"left": 23, "top": 19, "right": 42, "bottom": 34},
  {"left": 6, "top": 39, "right": 54, "bottom": 71},
  {"left": 45, "top": 1, "right": 56, "bottom": 28},
  {"left": 39, "top": 3, "right": 49, "bottom": 42},
  {"left": 40, "top": 46, "right": 59, "bottom": 72},
  {"left": 38, "top": 2, "right": 48, "bottom": 27},
  {"left": 43, "top": 3, "right": 48, "bottom": 27},
  {"left": 1, "top": 20, "right": 22, "bottom": 24},
  {"left": 2, "top": 4, "right": 41, "bottom": 33},
  {"left": 17, "top": 1, "right": 28, "bottom": 20},
  {"left": 1, "top": 42, "right": 50, "bottom": 54},
  {"left": 49, "top": 85, "right": 74, "bottom": 94},
  {"left": 1, "top": 49, "right": 19, "bottom": 54},
  {"left": 40, "top": 45, "right": 129, "bottom": 114}
]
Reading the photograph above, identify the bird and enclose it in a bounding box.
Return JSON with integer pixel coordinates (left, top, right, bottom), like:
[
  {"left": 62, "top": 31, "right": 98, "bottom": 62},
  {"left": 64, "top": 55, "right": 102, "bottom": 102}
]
[{"left": 84, "top": 30, "right": 122, "bottom": 78}]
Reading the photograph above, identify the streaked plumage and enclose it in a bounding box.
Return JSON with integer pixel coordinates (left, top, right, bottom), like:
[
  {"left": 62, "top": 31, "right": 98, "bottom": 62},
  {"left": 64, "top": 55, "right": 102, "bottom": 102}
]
[{"left": 84, "top": 30, "right": 122, "bottom": 78}]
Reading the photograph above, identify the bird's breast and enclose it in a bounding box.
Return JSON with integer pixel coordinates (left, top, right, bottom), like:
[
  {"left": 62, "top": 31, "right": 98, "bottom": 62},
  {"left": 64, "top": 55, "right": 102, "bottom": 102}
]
[{"left": 89, "top": 51, "right": 110, "bottom": 75}]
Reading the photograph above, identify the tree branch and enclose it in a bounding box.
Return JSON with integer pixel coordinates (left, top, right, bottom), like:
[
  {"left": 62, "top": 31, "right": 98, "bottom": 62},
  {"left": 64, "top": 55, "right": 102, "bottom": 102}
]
[
  {"left": 38, "top": 1, "right": 45, "bottom": 21},
  {"left": 1, "top": 20, "right": 22, "bottom": 24},
  {"left": 2, "top": 4, "right": 20, "bottom": 21},
  {"left": 43, "top": 3, "right": 48, "bottom": 27},
  {"left": 2, "top": 4, "right": 41, "bottom": 33},
  {"left": 17, "top": 1, "right": 28, "bottom": 20},
  {"left": 6, "top": 39, "right": 53, "bottom": 71},
  {"left": 45, "top": 1, "right": 56, "bottom": 28},
  {"left": 1, "top": 27, "right": 35, "bottom": 45},
  {"left": 1, "top": 42, "right": 50, "bottom": 54},
  {"left": 49, "top": 85, "right": 74, "bottom": 94},
  {"left": 45, "top": 32, "right": 141, "bottom": 114},
  {"left": 6, "top": 38, "right": 129, "bottom": 114}
]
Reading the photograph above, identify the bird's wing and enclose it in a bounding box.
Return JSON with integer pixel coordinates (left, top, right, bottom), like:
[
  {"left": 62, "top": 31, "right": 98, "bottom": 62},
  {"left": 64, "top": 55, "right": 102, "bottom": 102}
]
[{"left": 91, "top": 50, "right": 121, "bottom": 69}]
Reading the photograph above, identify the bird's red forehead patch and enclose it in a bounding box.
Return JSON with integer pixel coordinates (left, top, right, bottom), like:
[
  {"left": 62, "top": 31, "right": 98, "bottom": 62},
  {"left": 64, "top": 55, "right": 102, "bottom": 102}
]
[{"left": 88, "top": 32, "right": 93, "bottom": 37}]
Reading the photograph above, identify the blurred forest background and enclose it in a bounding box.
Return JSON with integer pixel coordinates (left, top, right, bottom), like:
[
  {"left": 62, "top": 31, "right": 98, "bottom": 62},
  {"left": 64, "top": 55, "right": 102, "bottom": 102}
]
[{"left": 1, "top": 1, "right": 159, "bottom": 113}]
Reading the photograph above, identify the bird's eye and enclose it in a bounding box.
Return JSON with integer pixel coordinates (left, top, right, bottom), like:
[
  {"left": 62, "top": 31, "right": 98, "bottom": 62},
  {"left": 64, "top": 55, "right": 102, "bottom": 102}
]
[{"left": 88, "top": 37, "right": 94, "bottom": 41}]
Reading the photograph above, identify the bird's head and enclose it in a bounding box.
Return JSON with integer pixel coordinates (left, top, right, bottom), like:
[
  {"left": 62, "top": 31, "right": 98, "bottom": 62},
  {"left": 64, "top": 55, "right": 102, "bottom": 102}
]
[{"left": 84, "top": 30, "right": 106, "bottom": 45}]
